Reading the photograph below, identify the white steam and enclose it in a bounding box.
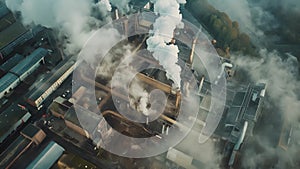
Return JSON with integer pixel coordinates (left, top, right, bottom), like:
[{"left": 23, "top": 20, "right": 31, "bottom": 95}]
[
  {"left": 232, "top": 49, "right": 300, "bottom": 169},
  {"left": 110, "top": 0, "right": 131, "bottom": 14},
  {"left": 147, "top": 0, "right": 186, "bottom": 88},
  {"left": 98, "top": 0, "right": 112, "bottom": 12},
  {"left": 5, "top": 0, "right": 113, "bottom": 55}
]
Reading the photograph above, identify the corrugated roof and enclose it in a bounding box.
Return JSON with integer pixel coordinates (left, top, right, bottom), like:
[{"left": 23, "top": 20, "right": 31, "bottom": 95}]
[
  {"left": 0, "top": 53, "right": 24, "bottom": 71},
  {"left": 26, "top": 141, "right": 64, "bottom": 169},
  {"left": 10, "top": 48, "right": 47, "bottom": 76},
  {"left": 0, "top": 72, "right": 18, "bottom": 92},
  {"left": 26, "top": 57, "right": 75, "bottom": 101},
  {"left": 0, "top": 135, "right": 31, "bottom": 168},
  {"left": 0, "top": 103, "right": 31, "bottom": 143}
]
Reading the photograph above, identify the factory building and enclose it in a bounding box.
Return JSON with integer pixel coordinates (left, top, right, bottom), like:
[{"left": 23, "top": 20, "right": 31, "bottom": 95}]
[
  {"left": 64, "top": 105, "right": 100, "bottom": 139},
  {"left": 199, "top": 82, "right": 267, "bottom": 167},
  {"left": 0, "top": 103, "right": 31, "bottom": 144},
  {"left": 0, "top": 2, "right": 45, "bottom": 60},
  {"left": 213, "top": 83, "right": 266, "bottom": 142},
  {"left": 0, "top": 18, "right": 26, "bottom": 58},
  {"left": 49, "top": 96, "right": 72, "bottom": 119},
  {"left": 20, "top": 124, "right": 46, "bottom": 145},
  {"left": 26, "top": 57, "right": 75, "bottom": 108},
  {"left": 56, "top": 153, "right": 97, "bottom": 169},
  {"left": 0, "top": 135, "right": 32, "bottom": 168},
  {"left": 0, "top": 53, "right": 24, "bottom": 77},
  {"left": 10, "top": 47, "right": 47, "bottom": 80},
  {"left": 0, "top": 124, "right": 46, "bottom": 166},
  {"left": 0, "top": 26, "right": 45, "bottom": 59},
  {"left": 26, "top": 141, "right": 65, "bottom": 169},
  {"left": 0, "top": 48, "right": 47, "bottom": 99}
]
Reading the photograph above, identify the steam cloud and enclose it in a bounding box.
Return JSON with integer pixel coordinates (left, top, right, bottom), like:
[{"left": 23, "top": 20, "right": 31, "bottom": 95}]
[
  {"left": 146, "top": 0, "right": 186, "bottom": 88},
  {"left": 5, "top": 0, "right": 116, "bottom": 58},
  {"left": 207, "top": 0, "right": 300, "bottom": 48},
  {"left": 231, "top": 50, "right": 300, "bottom": 169},
  {"left": 6, "top": 0, "right": 300, "bottom": 168}
]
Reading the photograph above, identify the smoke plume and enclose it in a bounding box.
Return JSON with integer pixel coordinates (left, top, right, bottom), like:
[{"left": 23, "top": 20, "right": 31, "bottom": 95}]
[{"left": 146, "top": 0, "right": 186, "bottom": 88}]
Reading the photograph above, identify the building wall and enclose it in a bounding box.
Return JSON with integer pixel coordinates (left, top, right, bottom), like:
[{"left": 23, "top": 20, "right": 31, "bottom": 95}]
[
  {"left": 18, "top": 59, "right": 43, "bottom": 81},
  {"left": 33, "top": 130, "right": 46, "bottom": 145},
  {"left": 0, "top": 75, "right": 19, "bottom": 99},
  {"left": 65, "top": 120, "right": 88, "bottom": 138},
  {"left": 28, "top": 63, "right": 74, "bottom": 108},
  {"left": 50, "top": 109, "right": 64, "bottom": 119}
]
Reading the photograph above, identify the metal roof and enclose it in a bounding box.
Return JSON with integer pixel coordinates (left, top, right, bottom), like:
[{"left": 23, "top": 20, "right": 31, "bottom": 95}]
[
  {"left": 10, "top": 48, "right": 47, "bottom": 76},
  {"left": 0, "top": 2, "right": 9, "bottom": 19},
  {"left": 64, "top": 105, "right": 100, "bottom": 133},
  {"left": 26, "top": 57, "right": 75, "bottom": 101},
  {"left": 0, "top": 53, "right": 24, "bottom": 71},
  {"left": 0, "top": 103, "right": 31, "bottom": 143},
  {"left": 0, "top": 135, "right": 31, "bottom": 168},
  {"left": 0, "top": 72, "right": 18, "bottom": 92},
  {"left": 0, "top": 21, "right": 27, "bottom": 49},
  {"left": 21, "top": 124, "right": 40, "bottom": 138},
  {"left": 26, "top": 141, "right": 64, "bottom": 169}
]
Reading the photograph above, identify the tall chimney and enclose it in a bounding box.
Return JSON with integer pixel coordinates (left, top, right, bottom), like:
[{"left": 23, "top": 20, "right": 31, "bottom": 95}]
[
  {"left": 175, "top": 90, "right": 181, "bottom": 108},
  {"left": 114, "top": 9, "right": 119, "bottom": 20},
  {"left": 189, "top": 38, "right": 197, "bottom": 67}
]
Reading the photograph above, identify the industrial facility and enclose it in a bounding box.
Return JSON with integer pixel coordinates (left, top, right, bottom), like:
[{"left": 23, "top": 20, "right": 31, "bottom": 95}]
[
  {"left": 0, "top": 103, "right": 31, "bottom": 144},
  {"left": 0, "top": 48, "right": 47, "bottom": 99},
  {"left": 0, "top": 0, "right": 283, "bottom": 169},
  {"left": 25, "top": 57, "right": 75, "bottom": 108},
  {"left": 0, "top": 124, "right": 47, "bottom": 168}
]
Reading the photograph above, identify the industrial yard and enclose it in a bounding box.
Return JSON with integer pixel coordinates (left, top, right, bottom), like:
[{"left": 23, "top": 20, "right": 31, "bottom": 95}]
[{"left": 0, "top": 0, "right": 299, "bottom": 169}]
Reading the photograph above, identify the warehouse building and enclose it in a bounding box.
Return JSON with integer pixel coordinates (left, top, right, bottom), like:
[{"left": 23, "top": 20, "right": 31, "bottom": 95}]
[
  {"left": 56, "top": 153, "right": 97, "bottom": 169},
  {"left": 0, "top": 48, "right": 47, "bottom": 99},
  {"left": 0, "top": 124, "right": 46, "bottom": 168},
  {"left": 0, "top": 135, "right": 32, "bottom": 168},
  {"left": 0, "top": 72, "right": 19, "bottom": 97},
  {"left": 0, "top": 21, "right": 27, "bottom": 58},
  {"left": 21, "top": 124, "right": 46, "bottom": 145},
  {"left": 49, "top": 96, "right": 72, "bottom": 119},
  {"left": 26, "top": 141, "right": 65, "bottom": 169},
  {"left": 0, "top": 4, "right": 45, "bottom": 61},
  {"left": 0, "top": 103, "right": 31, "bottom": 144},
  {"left": 64, "top": 105, "right": 100, "bottom": 138},
  {"left": 10, "top": 48, "right": 47, "bottom": 80},
  {"left": 0, "top": 53, "right": 24, "bottom": 76},
  {"left": 26, "top": 57, "right": 75, "bottom": 108}
]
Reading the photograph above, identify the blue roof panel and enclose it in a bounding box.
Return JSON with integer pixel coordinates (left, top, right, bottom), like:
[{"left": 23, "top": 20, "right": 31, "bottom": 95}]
[
  {"left": 26, "top": 141, "right": 64, "bottom": 169},
  {"left": 0, "top": 73, "right": 18, "bottom": 92},
  {"left": 0, "top": 54, "right": 24, "bottom": 72},
  {"left": 10, "top": 48, "right": 47, "bottom": 76}
]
